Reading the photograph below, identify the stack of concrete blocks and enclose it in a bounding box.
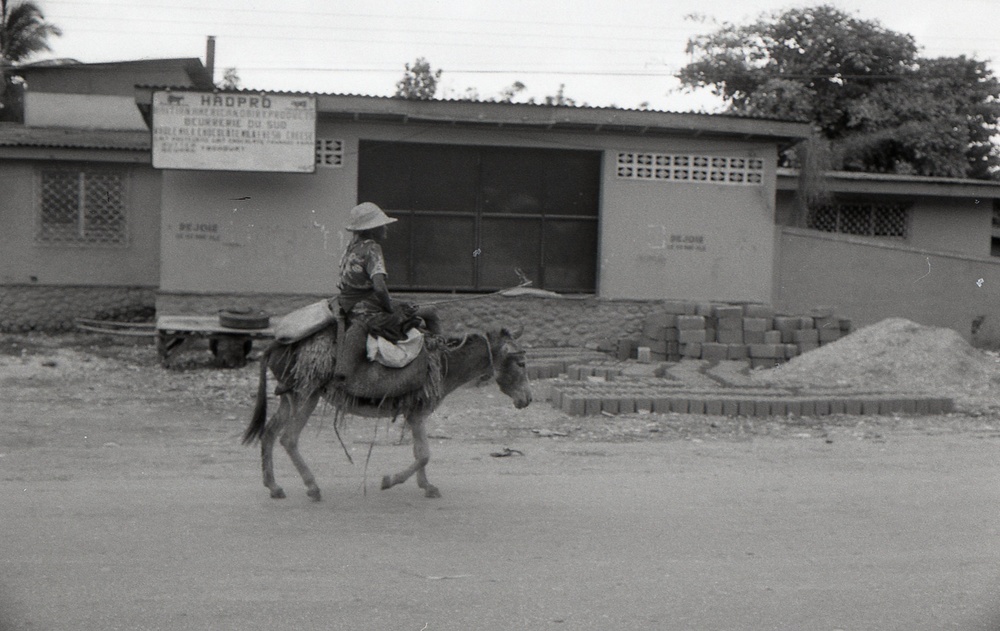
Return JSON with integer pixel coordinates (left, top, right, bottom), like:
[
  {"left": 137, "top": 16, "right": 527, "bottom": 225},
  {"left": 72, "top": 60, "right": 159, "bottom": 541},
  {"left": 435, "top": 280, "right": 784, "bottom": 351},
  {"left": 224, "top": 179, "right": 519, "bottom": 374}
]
[{"left": 623, "top": 302, "right": 851, "bottom": 367}]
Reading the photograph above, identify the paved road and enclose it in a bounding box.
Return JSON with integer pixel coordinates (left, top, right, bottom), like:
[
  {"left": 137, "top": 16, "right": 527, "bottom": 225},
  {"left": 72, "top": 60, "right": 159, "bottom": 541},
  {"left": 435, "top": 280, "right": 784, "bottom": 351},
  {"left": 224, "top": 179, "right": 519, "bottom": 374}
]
[{"left": 4, "top": 415, "right": 1000, "bottom": 631}]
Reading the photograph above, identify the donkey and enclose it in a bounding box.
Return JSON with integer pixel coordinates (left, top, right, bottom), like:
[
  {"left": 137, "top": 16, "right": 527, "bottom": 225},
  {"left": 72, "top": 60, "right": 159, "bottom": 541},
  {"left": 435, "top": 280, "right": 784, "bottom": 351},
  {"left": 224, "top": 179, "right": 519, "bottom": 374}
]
[{"left": 242, "top": 326, "right": 532, "bottom": 501}]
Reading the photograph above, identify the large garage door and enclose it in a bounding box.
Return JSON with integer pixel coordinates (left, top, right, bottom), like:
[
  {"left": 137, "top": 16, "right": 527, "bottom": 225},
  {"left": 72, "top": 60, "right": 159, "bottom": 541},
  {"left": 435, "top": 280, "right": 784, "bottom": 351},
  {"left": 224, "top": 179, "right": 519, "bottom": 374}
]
[{"left": 358, "top": 141, "right": 600, "bottom": 292}]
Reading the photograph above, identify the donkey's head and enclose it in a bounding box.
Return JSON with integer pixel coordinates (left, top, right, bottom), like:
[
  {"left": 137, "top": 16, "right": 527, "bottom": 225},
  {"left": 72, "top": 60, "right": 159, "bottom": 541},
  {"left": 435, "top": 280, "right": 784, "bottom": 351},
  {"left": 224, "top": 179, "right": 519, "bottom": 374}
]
[{"left": 489, "top": 326, "right": 532, "bottom": 409}]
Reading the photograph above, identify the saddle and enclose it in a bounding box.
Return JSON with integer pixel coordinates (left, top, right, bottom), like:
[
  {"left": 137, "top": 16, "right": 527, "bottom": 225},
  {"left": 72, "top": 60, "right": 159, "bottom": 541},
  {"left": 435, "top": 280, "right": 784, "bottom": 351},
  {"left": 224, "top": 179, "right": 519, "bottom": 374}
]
[{"left": 333, "top": 316, "right": 431, "bottom": 399}]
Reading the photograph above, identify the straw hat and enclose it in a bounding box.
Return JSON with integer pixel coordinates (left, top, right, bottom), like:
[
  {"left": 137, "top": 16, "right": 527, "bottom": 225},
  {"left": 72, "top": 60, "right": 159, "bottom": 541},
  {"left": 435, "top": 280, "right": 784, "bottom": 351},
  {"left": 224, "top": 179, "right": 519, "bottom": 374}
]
[{"left": 345, "top": 202, "right": 397, "bottom": 232}]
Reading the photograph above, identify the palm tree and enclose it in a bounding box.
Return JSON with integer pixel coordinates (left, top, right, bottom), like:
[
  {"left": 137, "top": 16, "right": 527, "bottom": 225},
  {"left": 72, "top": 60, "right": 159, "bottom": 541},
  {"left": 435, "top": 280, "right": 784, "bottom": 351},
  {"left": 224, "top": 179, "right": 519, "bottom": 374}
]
[{"left": 0, "top": 0, "right": 62, "bottom": 118}]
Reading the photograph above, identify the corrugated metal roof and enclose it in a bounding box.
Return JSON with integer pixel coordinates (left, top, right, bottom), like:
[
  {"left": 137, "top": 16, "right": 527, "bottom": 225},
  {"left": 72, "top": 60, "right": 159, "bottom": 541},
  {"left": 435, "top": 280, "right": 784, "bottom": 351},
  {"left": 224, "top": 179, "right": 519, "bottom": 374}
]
[
  {"left": 133, "top": 86, "right": 812, "bottom": 143},
  {"left": 0, "top": 126, "right": 150, "bottom": 151}
]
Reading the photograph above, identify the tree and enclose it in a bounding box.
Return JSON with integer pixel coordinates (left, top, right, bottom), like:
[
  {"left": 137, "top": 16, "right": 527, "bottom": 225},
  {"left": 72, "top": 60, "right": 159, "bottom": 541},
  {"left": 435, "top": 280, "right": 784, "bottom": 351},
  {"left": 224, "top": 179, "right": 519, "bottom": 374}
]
[
  {"left": 218, "top": 67, "right": 241, "bottom": 90},
  {"left": 678, "top": 4, "right": 1000, "bottom": 179},
  {"left": 0, "top": 0, "right": 61, "bottom": 120},
  {"left": 394, "top": 57, "right": 441, "bottom": 100}
]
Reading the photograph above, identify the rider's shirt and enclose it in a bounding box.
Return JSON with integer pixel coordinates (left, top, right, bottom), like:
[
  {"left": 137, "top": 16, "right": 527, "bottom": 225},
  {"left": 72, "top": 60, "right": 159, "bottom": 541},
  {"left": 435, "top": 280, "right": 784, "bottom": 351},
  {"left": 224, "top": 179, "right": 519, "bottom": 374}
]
[{"left": 338, "top": 238, "right": 387, "bottom": 300}]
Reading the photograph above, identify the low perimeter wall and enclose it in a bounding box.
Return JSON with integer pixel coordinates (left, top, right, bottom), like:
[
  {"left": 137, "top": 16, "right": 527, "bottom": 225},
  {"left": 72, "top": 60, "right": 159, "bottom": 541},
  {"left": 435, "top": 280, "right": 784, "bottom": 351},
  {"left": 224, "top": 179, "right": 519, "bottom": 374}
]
[
  {"left": 0, "top": 285, "right": 157, "bottom": 332},
  {"left": 775, "top": 227, "right": 1000, "bottom": 345}
]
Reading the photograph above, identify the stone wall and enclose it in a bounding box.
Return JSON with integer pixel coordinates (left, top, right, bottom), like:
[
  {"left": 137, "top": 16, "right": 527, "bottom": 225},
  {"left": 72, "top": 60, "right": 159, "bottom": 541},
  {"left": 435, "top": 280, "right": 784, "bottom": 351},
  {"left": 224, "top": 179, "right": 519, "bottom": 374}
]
[
  {"left": 155, "top": 290, "right": 662, "bottom": 348},
  {"left": 0, "top": 285, "right": 157, "bottom": 332}
]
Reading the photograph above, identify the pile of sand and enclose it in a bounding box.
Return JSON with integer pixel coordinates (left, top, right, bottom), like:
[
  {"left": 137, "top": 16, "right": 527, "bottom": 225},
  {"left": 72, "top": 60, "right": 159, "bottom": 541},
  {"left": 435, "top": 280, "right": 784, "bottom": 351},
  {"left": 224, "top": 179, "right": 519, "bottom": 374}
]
[{"left": 753, "top": 318, "right": 1000, "bottom": 395}]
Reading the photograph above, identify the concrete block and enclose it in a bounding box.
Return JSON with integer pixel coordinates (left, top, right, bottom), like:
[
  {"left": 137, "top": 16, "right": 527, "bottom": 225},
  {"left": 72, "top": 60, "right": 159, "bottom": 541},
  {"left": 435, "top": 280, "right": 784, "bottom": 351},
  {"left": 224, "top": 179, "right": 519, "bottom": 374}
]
[
  {"left": 844, "top": 399, "right": 864, "bottom": 415},
  {"left": 792, "top": 329, "right": 820, "bottom": 343},
  {"left": 799, "top": 399, "right": 816, "bottom": 417},
  {"left": 653, "top": 397, "right": 672, "bottom": 414},
  {"left": 738, "top": 399, "right": 755, "bottom": 416},
  {"left": 717, "top": 317, "right": 743, "bottom": 331},
  {"left": 618, "top": 397, "right": 637, "bottom": 414},
  {"left": 584, "top": 398, "right": 602, "bottom": 416},
  {"left": 772, "top": 316, "right": 801, "bottom": 332},
  {"left": 635, "top": 396, "right": 653, "bottom": 412},
  {"left": 819, "top": 328, "right": 841, "bottom": 343},
  {"left": 714, "top": 305, "right": 743, "bottom": 319},
  {"left": 688, "top": 399, "right": 706, "bottom": 414},
  {"left": 785, "top": 399, "right": 802, "bottom": 416},
  {"left": 744, "top": 331, "right": 766, "bottom": 344},
  {"left": 828, "top": 399, "right": 846, "bottom": 415},
  {"left": 770, "top": 400, "right": 787, "bottom": 416},
  {"left": 799, "top": 317, "right": 816, "bottom": 329},
  {"left": 670, "top": 398, "right": 689, "bottom": 414},
  {"left": 763, "top": 330, "right": 782, "bottom": 344},
  {"left": 645, "top": 340, "right": 667, "bottom": 355},
  {"left": 839, "top": 318, "right": 853, "bottom": 333},
  {"left": 743, "top": 317, "right": 770, "bottom": 332},
  {"left": 704, "top": 399, "right": 724, "bottom": 416},
  {"left": 861, "top": 399, "right": 881, "bottom": 415},
  {"left": 722, "top": 399, "right": 740, "bottom": 416},
  {"left": 878, "top": 398, "right": 901, "bottom": 415},
  {"left": 565, "top": 395, "right": 586, "bottom": 416},
  {"left": 814, "top": 316, "right": 839, "bottom": 331},
  {"left": 677, "top": 315, "right": 706, "bottom": 330},
  {"left": 727, "top": 344, "right": 748, "bottom": 360},
  {"left": 679, "top": 329, "right": 707, "bottom": 344},
  {"left": 810, "top": 306, "right": 835, "bottom": 318},
  {"left": 601, "top": 398, "right": 620, "bottom": 414},
  {"left": 742, "top": 304, "right": 775, "bottom": 318},
  {"left": 717, "top": 329, "right": 744, "bottom": 344},
  {"left": 784, "top": 344, "right": 799, "bottom": 358},
  {"left": 695, "top": 303, "right": 716, "bottom": 316},
  {"left": 681, "top": 342, "right": 702, "bottom": 358},
  {"left": 753, "top": 400, "right": 772, "bottom": 416},
  {"left": 701, "top": 343, "right": 730, "bottom": 361},
  {"left": 901, "top": 399, "right": 917, "bottom": 415},
  {"left": 814, "top": 399, "right": 831, "bottom": 416},
  {"left": 797, "top": 342, "right": 820, "bottom": 354},
  {"left": 749, "top": 344, "right": 783, "bottom": 358}
]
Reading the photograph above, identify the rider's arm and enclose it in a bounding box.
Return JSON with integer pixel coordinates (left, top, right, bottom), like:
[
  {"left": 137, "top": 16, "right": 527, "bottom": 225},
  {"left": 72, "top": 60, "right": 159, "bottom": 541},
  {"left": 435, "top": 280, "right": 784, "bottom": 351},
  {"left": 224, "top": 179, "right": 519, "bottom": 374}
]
[{"left": 371, "top": 273, "right": 393, "bottom": 312}]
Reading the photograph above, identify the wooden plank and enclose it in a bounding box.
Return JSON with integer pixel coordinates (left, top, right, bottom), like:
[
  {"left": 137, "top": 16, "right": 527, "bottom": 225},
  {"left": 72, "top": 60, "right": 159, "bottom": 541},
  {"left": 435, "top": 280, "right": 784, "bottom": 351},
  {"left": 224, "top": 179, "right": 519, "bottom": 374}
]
[{"left": 156, "top": 315, "right": 275, "bottom": 338}]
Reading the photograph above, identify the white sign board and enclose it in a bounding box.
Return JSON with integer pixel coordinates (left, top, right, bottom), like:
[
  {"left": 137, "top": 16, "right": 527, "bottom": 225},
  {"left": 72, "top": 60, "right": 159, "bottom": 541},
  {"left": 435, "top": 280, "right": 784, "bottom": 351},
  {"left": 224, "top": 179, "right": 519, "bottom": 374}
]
[{"left": 152, "top": 91, "right": 316, "bottom": 173}]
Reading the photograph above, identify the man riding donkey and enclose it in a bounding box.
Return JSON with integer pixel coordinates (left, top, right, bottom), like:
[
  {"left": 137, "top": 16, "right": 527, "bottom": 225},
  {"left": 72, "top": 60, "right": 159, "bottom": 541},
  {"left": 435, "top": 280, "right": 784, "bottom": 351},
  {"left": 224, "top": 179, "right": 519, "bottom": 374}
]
[{"left": 333, "top": 202, "right": 439, "bottom": 392}]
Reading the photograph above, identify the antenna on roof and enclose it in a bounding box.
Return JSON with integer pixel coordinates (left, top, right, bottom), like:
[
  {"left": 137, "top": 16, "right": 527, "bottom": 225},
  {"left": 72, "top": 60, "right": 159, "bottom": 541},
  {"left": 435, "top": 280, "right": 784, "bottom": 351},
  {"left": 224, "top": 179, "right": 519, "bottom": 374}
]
[{"left": 206, "top": 36, "right": 216, "bottom": 86}]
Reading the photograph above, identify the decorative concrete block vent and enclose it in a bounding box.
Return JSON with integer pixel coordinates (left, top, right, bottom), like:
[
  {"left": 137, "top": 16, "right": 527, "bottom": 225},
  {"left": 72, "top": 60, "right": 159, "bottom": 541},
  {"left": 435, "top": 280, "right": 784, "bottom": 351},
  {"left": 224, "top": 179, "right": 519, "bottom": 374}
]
[{"left": 625, "top": 302, "right": 852, "bottom": 368}]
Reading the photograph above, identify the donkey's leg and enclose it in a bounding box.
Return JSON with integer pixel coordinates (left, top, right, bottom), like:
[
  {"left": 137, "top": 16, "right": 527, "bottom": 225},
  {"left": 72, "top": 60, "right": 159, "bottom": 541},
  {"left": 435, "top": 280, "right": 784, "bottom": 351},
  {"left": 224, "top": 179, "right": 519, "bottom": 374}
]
[
  {"left": 261, "top": 395, "right": 292, "bottom": 499},
  {"left": 381, "top": 411, "right": 440, "bottom": 498},
  {"left": 279, "top": 391, "right": 323, "bottom": 501}
]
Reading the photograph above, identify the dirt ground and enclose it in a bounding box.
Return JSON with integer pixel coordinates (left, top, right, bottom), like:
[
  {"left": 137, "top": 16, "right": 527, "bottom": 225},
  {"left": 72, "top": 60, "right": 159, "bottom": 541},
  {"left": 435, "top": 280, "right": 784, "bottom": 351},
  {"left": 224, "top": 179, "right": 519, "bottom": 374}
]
[{"left": 3, "top": 333, "right": 1000, "bottom": 630}]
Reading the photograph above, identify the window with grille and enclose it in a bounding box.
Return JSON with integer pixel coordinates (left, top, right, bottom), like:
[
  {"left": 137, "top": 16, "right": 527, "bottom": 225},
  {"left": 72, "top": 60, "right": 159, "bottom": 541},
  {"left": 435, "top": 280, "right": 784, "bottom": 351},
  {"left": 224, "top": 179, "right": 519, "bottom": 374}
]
[
  {"left": 37, "top": 169, "right": 128, "bottom": 246},
  {"left": 807, "top": 202, "right": 909, "bottom": 239},
  {"left": 315, "top": 138, "right": 344, "bottom": 168},
  {"left": 616, "top": 152, "right": 764, "bottom": 185}
]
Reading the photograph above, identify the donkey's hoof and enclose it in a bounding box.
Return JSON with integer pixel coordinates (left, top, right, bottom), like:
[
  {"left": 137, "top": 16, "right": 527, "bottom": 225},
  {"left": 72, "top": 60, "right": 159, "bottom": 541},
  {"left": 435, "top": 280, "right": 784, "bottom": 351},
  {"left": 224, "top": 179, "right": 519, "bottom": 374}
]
[
  {"left": 424, "top": 485, "right": 441, "bottom": 499},
  {"left": 270, "top": 487, "right": 286, "bottom": 499},
  {"left": 307, "top": 487, "right": 322, "bottom": 502},
  {"left": 381, "top": 475, "right": 393, "bottom": 490}
]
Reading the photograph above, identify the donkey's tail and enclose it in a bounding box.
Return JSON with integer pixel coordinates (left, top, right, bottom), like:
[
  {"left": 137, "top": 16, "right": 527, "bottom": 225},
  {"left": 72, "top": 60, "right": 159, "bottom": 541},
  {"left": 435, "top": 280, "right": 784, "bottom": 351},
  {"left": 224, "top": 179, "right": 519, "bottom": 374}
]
[{"left": 242, "top": 344, "right": 273, "bottom": 445}]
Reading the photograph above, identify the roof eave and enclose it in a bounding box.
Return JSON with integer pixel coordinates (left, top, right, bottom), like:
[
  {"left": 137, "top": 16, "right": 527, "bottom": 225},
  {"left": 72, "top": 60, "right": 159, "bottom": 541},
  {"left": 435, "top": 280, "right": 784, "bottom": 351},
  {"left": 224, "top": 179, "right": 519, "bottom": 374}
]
[{"left": 777, "top": 168, "right": 1000, "bottom": 199}]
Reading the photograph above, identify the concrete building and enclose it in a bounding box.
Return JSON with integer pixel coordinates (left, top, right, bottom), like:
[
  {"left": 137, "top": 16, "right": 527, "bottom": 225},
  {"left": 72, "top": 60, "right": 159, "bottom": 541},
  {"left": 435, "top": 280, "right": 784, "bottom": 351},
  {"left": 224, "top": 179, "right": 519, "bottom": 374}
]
[{"left": 3, "top": 57, "right": 1000, "bottom": 347}]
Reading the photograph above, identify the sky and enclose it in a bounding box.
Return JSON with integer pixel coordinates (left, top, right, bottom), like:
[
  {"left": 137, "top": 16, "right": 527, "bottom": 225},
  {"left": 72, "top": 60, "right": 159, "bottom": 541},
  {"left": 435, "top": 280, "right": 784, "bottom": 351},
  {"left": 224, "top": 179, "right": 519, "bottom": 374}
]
[{"left": 25, "top": 0, "right": 1000, "bottom": 113}]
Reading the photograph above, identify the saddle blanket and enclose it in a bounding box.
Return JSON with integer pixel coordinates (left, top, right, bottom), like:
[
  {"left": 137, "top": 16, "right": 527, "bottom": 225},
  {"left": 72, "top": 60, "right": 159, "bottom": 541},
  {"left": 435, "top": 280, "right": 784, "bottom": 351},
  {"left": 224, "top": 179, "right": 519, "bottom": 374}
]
[{"left": 366, "top": 328, "right": 424, "bottom": 368}]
